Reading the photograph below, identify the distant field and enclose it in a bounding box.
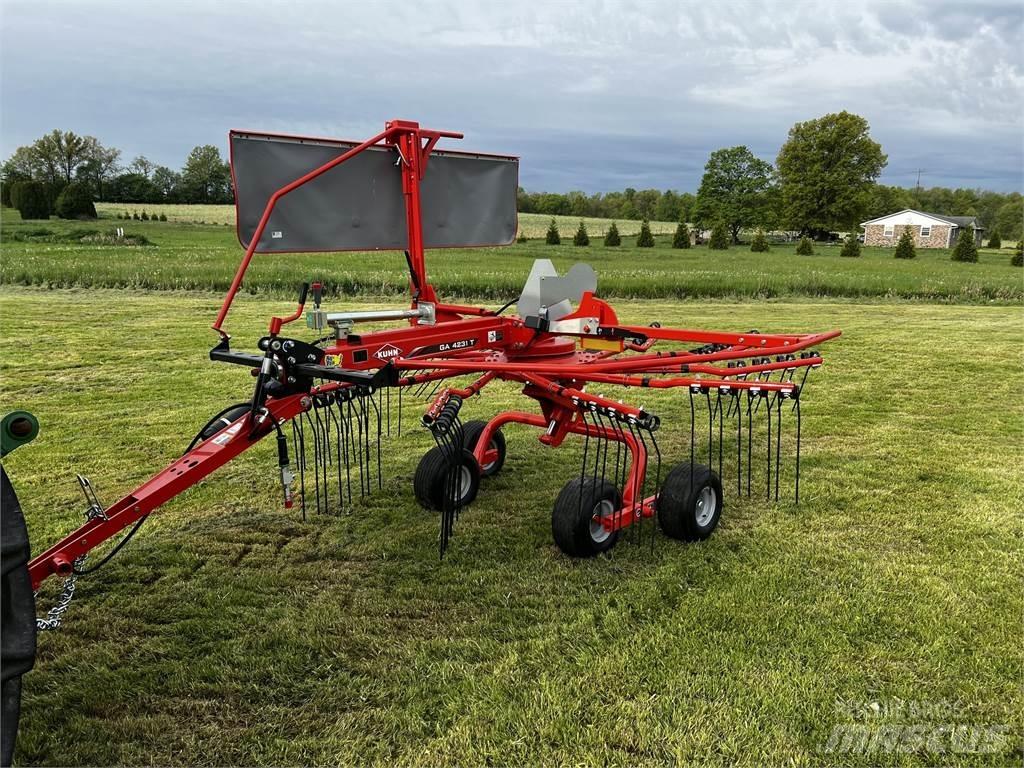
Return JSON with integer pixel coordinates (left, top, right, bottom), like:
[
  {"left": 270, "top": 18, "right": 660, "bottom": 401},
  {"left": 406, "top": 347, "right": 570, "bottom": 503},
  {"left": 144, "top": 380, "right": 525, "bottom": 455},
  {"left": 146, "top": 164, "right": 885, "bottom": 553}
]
[
  {"left": 95, "top": 204, "right": 680, "bottom": 239},
  {"left": 3, "top": 209, "right": 1020, "bottom": 303}
]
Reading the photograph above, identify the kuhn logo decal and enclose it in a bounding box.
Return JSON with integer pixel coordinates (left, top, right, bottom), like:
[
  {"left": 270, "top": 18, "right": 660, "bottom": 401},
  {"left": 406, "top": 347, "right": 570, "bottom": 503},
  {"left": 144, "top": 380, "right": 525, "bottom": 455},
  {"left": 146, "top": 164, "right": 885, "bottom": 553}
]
[{"left": 375, "top": 344, "right": 402, "bottom": 361}]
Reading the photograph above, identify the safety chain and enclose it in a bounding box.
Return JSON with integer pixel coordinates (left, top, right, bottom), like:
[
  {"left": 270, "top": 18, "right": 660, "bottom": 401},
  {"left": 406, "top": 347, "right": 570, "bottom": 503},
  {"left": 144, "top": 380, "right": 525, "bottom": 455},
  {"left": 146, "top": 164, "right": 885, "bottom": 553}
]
[{"left": 35, "top": 555, "right": 86, "bottom": 631}]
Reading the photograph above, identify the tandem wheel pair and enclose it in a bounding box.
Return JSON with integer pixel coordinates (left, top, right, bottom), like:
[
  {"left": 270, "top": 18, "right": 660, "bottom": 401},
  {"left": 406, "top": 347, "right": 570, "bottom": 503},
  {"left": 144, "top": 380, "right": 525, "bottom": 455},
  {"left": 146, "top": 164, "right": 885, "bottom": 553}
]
[{"left": 412, "top": 420, "right": 723, "bottom": 557}]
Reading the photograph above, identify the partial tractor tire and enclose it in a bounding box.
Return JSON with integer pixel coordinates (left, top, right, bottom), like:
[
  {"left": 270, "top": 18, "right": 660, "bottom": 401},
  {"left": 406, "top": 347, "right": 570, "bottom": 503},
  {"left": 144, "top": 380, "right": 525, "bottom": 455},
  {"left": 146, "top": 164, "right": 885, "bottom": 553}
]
[
  {"left": 460, "top": 420, "right": 506, "bottom": 478},
  {"left": 1, "top": 467, "right": 36, "bottom": 767},
  {"left": 551, "top": 477, "right": 622, "bottom": 557},
  {"left": 413, "top": 447, "right": 481, "bottom": 511},
  {"left": 657, "top": 462, "right": 723, "bottom": 541}
]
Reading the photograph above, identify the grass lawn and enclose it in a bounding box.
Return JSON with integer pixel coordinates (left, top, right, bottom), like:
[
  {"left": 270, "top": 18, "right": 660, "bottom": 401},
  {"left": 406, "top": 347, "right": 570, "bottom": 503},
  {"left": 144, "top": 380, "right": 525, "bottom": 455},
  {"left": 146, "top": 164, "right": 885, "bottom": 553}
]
[
  {"left": 1, "top": 287, "right": 1020, "bottom": 766},
  {"left": 3, "top": 208, "right": 1021, "bottom": 302}
]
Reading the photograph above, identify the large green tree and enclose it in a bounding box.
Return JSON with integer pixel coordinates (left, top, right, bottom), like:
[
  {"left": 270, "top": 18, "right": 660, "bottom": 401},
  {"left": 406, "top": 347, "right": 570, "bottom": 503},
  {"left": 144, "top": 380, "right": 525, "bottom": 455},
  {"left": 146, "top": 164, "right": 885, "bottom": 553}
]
[
  {"left": 151, "top": 166, "right": 182, "bottom": 202},
  {"left": 776, "top": 111, "right": 887, "bottom": 236},
  {"left": 694, "top": 146, "right": 774, "bottom": 243},
  {"left": 76, "top": 140, "right": 122, "bottom": 200},
  {"left": 31, "top": 129, "right": 92, "bottom": 184},
  {"left": 656, "top": 190, "right": 682, "bottom": 223},
  {"left": 994, "top": 197, "right": 1023, "bottom": 240},
  {"left": 181, "top": 145, "right": 232, "bottom": 203}
]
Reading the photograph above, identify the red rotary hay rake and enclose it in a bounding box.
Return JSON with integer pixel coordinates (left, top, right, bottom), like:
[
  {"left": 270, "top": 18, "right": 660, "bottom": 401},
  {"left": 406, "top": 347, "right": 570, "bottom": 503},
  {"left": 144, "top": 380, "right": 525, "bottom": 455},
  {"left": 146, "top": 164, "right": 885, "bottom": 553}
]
[{"left": 1, "top": 120, "right": 838, "bottom": 763}]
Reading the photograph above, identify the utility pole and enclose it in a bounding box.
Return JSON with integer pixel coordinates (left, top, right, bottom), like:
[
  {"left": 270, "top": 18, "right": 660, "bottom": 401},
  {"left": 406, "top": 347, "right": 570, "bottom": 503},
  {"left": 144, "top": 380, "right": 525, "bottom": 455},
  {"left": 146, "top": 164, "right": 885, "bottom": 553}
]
[{"left": 915, "top": 168, "right": 927, "bottom": 193}]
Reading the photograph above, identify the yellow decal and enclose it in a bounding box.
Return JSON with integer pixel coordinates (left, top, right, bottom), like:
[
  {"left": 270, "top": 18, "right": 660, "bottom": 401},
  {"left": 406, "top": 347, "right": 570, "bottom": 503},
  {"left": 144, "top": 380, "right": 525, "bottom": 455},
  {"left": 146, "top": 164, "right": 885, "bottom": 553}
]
[
  {"left": 325, "top": 354, "right": 342, "bottom": 367},
  {"left": 581, "top": 337, "right": 624, "bottom": 352}
]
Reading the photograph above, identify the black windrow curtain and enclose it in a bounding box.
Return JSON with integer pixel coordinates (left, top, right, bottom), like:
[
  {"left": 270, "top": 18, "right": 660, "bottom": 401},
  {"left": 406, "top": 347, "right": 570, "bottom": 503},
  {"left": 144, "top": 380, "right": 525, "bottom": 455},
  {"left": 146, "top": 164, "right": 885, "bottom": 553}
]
[{"left": 231, "top": 131, "right": 519, "bottom": 253}]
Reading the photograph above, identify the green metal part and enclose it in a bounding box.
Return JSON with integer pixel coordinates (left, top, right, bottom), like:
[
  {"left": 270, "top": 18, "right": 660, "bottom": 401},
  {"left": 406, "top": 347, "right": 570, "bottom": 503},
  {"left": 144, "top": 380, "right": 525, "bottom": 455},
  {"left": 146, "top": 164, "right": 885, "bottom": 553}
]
[{"left": 1, "top": 411, "right": 39, "bottom": 458}]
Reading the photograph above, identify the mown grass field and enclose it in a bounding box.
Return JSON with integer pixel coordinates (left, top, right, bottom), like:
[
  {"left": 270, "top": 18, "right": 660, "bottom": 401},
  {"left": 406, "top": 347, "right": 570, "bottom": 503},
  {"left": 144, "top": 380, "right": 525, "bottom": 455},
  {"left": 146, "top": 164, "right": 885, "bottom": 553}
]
[
  {"left": 3, "top": 208, "right": 1021, "bottom": 302},
  {"left": 1, "top": 285, "right": 1021, "bottom": 766}
]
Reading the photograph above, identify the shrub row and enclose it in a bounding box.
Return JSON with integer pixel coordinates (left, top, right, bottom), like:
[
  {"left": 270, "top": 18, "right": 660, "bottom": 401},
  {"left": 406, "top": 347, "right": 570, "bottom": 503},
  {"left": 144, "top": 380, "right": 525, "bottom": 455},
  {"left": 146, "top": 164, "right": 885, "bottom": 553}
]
[{"left": 116, "top": 211, "right": 168, "bottom": 221}]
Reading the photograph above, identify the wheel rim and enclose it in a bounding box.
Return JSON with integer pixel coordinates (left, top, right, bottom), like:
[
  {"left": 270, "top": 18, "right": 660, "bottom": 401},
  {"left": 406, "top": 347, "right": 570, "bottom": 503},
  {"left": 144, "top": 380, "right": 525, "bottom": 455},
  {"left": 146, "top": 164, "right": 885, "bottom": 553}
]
[
  {"left": 589, "top": 499, "right": 615, "bottom": 543},
  {"left": 450, "top": 464, "right": 473, "bottom": 503},
  {"left": 480, "top": 440, "right": 498, "bottom": 472},
  {"left": 695, "top": 485, "right": 717, "bottom": 527}
]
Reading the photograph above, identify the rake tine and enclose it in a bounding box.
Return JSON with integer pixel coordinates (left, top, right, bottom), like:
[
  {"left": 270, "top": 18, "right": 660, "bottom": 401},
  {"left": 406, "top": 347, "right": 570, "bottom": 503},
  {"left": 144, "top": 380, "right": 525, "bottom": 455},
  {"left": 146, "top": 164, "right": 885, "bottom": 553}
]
[
  {"left": 345, "top": 398, "right": 360, "bottom": 499},
  {"left": 300, "top": 410, "right": 314, "bottom": 514},
  {"left": 593, "top": 409, "right": 607, "bottom": 491},
  {"left": 434, "top": 412, "right": 464, "bottom": 558},
  {"left": 579, "top": 409, "right": 591, "bottom": 486},
  {"left": 412, "top": 377, "right": 431, "bottom": 399},
  {"left": 735, "top": 391, "right": 742, "bottom": 496},
  {"left": 610, "top": 416, "right": 629, "bottom": 542},
  {"left": 360, "top": 393, "right": 372, "bottom": 497},
  {"left": 292, "top": 418, "right": 306, "bottom": 521},
  {"left": 305, "top": 410, "right": 323, "bottom": 515},
  {"left": 726, "top": 374, "right": 740, "bottom": 418},
  {"left": 320, "top": 402, "right": 332, "bottom": 514},
  {"left": 704, "top": 390, "right": 713, "bottom": 469},
  {"left": 578, "top": 410, "right": 591, "bottom": 521},
  {"left": 310, "top": 402, "right": 326, "bottom": 514},
  {"left": 795, "top": 396, "right": 802, "bottom": 504},
  {"left": 689, "top": 386, "right": 696, "bottom": 491},
  {"left": 793, "top": 365, "right": 812, "bottom": 413},
  {"left": 339, "top": 394, "right": 353, "bottom": 505},
  {"left": 753, "top": 366, "right": 771, "bottom": 414},
  {"left": 765, "top": 391, "right": 772, "bottom": 502},
  {"left": 322, "top": 400, "right": 337, "bottom": 514},
  {"left": 612, "top": 415, "right": 623, "bottom": 490},
  {"left": 367, "top": 389, "right": 384, "bottom": 491},
  {"left": 327, "top": 399, "right": 345, "bottom": 513},
  {"left": 715, "top": 390, "right": 723, "bottom": 484},
  {"left": 746, "top": 393, "right": 753, "bottom": 497},
  {"left": 775, "top": 396, "right": 782, "bottom": 503},
  {"left": 398, "top": 385, "right": 403, "bottom": 436},
  {"left": 321, "top": 397, "right": 334, "bottom": 467}
]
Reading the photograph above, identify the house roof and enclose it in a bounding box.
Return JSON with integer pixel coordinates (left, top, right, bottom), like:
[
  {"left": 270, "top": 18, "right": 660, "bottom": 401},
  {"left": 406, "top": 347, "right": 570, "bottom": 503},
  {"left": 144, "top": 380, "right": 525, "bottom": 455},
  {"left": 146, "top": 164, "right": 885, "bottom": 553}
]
[
  {"left": 927, "top": 213, "right": 983, "bottom": 230},
  {"left": 860, "top": 208, "right": 983, "bottom": 229}
]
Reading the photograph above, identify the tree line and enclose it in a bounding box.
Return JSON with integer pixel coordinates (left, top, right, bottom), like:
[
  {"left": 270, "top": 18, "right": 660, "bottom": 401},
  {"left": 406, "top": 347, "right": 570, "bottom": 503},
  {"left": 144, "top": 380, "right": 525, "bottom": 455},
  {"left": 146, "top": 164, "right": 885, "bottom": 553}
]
[
  {"left": 3, "top": 116, "right": 1021, "bottom": 240},
  {"left": 522, "top": 112, "right": 1022, "bottom": 241},
  {"left": 1, "top": 129, "right": 232, "bottom": 212}
]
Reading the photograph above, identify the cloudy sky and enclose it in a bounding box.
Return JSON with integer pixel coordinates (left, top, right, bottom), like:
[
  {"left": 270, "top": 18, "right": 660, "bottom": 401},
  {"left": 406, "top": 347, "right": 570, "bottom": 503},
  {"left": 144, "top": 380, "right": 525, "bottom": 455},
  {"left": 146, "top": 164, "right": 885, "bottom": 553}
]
[{"left": 2, "top": 0, "right": 1021, "bottom": 192}]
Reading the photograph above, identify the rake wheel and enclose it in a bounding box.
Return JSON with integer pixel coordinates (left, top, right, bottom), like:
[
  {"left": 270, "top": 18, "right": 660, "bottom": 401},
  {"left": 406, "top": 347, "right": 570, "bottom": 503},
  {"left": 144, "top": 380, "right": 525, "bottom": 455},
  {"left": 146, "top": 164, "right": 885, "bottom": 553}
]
[
  {"left": 551, "top": 477, "right": 621, "bottom": 558},
  {"left": 460, "top": 421, "right": 506, "bottom": 478},
  {"left": 657, "top": 462, "right": 723, "bottom": 541},
  {"left": 413, "top": 447, "right": 481, "bottom": 511}
]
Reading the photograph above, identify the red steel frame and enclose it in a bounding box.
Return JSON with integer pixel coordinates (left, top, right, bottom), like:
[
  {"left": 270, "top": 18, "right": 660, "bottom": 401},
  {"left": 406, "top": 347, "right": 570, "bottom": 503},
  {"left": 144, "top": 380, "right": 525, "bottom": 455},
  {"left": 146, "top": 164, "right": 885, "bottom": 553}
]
[{"left": 27, "top": 119, "right": 840, "bottom": 590}]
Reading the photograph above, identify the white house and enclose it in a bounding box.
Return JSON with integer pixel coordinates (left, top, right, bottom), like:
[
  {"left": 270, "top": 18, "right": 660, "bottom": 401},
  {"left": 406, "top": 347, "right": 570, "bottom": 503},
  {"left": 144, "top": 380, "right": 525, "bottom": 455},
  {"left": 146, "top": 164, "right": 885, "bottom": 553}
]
[{"left": 860, "top": 209, "right": 984, "bottom": 249}]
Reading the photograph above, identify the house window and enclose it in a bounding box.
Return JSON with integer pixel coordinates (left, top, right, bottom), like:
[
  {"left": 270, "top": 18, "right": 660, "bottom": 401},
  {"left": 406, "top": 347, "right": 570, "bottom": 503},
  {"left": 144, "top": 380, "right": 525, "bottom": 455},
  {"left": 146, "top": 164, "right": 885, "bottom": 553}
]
[
  {"left": 920, "top": 225, "right": 931, "bottom": 238},
  {"left": 883, "top": 224, "right": 894, "bottom": 237}
]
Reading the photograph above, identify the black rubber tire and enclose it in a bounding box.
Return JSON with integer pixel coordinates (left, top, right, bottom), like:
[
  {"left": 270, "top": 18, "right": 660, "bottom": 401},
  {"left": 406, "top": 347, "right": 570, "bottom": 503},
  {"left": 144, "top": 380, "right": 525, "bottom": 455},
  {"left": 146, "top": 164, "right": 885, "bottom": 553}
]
[
  {"left": 551, "top": 477, "right": 621, "bottom": 557},
  {"left": 413, "top": 447, "right": 481, "bottom": 511},
  {"left": 460, "top": 420, "right": 506, "bottom": 478},
  {"left": 1, "top": 467, "right": 36, "bottom": 767},
  {"left": 657, "top": 462, "right": 723, "bottom": 541}
]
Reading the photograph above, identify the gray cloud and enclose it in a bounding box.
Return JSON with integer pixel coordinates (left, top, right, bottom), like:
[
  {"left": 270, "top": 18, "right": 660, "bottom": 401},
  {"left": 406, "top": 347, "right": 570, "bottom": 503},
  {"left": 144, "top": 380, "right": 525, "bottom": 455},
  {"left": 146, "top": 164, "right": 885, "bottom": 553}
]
[{"left": 2, "top": 0, "right": 1021, "bottom": 191}]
